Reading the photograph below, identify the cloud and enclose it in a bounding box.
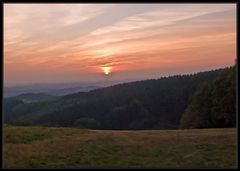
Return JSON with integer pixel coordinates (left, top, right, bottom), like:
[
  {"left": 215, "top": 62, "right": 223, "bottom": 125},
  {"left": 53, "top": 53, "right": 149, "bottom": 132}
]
[
  {"left": 90, "top": 4, "right": 235, "bottom": 35},
  {"left": 4, "top": 4, "right": 236, "bottom": 85},
  {"left": 4, "top": 4, "right": 112, "bottom": 44}
]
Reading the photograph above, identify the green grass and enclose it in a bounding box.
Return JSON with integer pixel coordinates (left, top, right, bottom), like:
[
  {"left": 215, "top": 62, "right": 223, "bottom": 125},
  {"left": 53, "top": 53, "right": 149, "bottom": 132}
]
[{"left": 3, "top": 126, "right": 237, "bottom": 168}]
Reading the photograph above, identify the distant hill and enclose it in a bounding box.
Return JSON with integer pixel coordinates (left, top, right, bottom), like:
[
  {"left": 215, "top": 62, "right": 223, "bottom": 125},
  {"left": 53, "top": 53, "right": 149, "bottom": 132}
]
[
  {"left": 4, "top": 85, "right": 101, "bottom": 97},
  {"left": 6, "top": 93, "right": 60, "bottom": 103},
  {"left": 4, "top": 79, "right": 139, "bottom": 97},
  {"left": 48, "top": 86, "right": 101, "bottom": 96},
  {"left": 3, "top": 66, "right": 236, "bottom": 130}
]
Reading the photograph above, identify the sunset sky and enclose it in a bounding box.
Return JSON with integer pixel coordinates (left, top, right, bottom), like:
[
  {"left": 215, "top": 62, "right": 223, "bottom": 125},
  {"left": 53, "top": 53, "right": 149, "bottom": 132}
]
[{"left": 4, "top": 4, "right": 236, "bottom": 86}]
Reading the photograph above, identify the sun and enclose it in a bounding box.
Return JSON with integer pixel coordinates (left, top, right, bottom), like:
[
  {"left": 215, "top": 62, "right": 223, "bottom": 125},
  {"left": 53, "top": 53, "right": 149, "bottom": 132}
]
[{"left": 100, "top": 66, "right": 112, "bottom": 75}]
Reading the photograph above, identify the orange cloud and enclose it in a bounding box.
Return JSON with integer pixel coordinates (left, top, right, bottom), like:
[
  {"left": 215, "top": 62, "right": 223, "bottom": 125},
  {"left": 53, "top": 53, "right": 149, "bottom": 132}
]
[{"left": 4, "top": 4, "right": 236, "bottom": 85}]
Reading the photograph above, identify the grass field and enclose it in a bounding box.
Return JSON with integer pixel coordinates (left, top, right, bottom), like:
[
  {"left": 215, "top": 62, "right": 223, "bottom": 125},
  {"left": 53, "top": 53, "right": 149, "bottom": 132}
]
[{"left": 3, "top": 126, "right": 237, "bottom": 168}]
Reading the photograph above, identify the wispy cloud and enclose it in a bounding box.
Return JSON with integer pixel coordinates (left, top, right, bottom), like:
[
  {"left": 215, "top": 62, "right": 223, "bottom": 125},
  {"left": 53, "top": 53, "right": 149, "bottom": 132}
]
[
  {"left": 90, "top": 4, "right": 235, "bottom": 35},
  {"left": 4, "top": 4, "right": 236, "bottom": 85}
]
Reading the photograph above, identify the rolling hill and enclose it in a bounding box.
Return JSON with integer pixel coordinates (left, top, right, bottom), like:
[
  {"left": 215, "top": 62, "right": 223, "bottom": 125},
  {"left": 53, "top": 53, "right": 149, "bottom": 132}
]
[
  {"left": 6, "top": 93, "right": 60, "bottom": 103},
  {"left": 3, "top": 66, "right": 236, "bottom": 130},
  {"left": 4, "top": 85, "right": 101, "bottom": 97}
]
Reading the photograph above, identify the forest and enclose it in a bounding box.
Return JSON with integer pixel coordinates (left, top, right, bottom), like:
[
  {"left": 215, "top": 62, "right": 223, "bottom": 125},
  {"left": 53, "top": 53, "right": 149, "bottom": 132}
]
[{"left": 4, "top": 66, "right": 236, "bottom": 130}]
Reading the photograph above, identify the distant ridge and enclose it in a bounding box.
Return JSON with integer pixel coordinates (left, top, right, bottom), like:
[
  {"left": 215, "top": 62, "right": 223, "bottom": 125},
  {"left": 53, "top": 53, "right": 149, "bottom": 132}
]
[{"left": 6, "top": 93, "right": 59, "bottom": 103}]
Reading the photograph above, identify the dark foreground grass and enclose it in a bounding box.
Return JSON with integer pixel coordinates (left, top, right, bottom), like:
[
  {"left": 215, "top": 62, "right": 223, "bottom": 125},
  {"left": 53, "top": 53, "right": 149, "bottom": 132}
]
[{"left": 3, "top": 126, "right": 237, "bottom": 168}]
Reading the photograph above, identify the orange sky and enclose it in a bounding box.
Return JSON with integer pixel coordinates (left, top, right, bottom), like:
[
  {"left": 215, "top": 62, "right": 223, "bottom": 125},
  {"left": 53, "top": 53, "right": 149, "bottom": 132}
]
[{"left": 4, "top": 4, "right": 236, "bottom": 86}]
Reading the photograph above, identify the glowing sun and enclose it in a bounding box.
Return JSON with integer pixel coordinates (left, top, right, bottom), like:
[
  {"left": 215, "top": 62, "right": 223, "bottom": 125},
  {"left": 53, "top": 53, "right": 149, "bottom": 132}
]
[{"left": 100, "top": 66, "right": 112, "bottom": 75}]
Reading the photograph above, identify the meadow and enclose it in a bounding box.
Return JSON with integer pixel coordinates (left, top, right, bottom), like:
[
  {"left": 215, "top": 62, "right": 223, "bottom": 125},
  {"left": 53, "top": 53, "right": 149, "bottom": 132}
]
[{"left": 3, "top": 126, "right": 237, "bottom": 169}]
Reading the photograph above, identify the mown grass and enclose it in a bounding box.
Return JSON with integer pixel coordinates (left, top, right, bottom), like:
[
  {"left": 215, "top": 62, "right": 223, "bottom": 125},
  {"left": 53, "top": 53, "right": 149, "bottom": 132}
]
[{"left": 3, "top": 126, "right": 237, "bottom": 169}]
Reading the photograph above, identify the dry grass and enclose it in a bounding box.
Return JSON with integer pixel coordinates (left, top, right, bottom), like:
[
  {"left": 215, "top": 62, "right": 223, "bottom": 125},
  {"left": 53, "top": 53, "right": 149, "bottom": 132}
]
[{"left": 3, "top": 126, "right": 237, "bottom": 168}]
